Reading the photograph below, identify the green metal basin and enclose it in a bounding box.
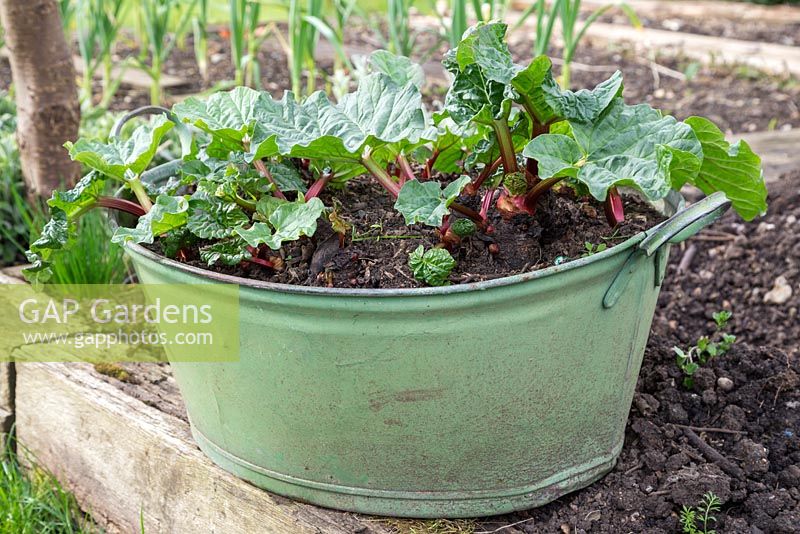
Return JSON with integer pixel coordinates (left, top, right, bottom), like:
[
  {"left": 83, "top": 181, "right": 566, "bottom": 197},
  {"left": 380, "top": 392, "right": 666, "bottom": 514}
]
[{"left": 124, "top": 191, "right": 729, "bottom": 518}]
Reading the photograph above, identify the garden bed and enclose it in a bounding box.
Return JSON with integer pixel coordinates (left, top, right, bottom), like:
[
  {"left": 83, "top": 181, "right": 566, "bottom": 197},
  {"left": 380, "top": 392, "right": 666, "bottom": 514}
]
[{"left": 2, "top": 21, "right": 798, "bottom": 134}]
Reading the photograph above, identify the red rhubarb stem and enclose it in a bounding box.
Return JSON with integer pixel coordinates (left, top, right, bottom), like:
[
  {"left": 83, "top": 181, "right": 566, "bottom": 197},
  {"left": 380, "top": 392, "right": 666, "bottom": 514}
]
[
  {"left": 604, "top": 187, "right": 625, "bottom": 227},
  {"left": 466, "top": 156, "right": 502, "bottom": 196},
  {"left": 95, "top": 197, "right": 147, "bottom": 217},
  {"left": 450, "top": 202, "right": 485, "bottom": 226},
  {"left": 362, "top": 152, "right": 401, "bottom": 198},
  {"left": 479, "top": 188, "right": 496, "bottom": 219},
  {"left": 254, "top": 159, "right": 287, "bottom": 200},
  {"left": 424, "top": 149, "right": 440, "bottom": 179},
  {"left": 523, "top": 176, "right": 563, "bottom": 208},
  {"left": 305, "top": 170, "right": 334, "bottom": 201},
  {"left": 396, "top": 154, "right": 415, "bottom": 185}
]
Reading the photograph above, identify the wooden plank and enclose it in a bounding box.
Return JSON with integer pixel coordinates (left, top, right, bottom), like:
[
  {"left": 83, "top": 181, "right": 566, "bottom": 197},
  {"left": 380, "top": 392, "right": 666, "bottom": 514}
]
[
  {"left": 581, "top": 23, "right": 800, "bottom": 77},
  {"left": 511, "top": 0, "right": 800, "bottom": 24},
  {"left": 580, "top": 0, "right": 800, "bottom": 24},
  {"left": 13, "top": 358, "right": 393, "bottom": 534},
  {"left": 0, "top": 268, "right": 22, "bottom": 442},
  {"left": 744, "top": 129, "right": 800, "bottom": 183},
  {"left": 71, "top": 56, "right": 188, "bottom": 90}
]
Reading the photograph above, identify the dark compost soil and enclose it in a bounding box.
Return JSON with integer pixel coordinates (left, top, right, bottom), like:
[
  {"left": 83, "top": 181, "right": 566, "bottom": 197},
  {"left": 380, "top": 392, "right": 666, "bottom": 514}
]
[
  {"left": 145, "top": 181, "right": 662, "bottom": 289},
  {"left": 654, "top": 171, "right": 800, "bottom": 359},
  {"left": 495, "top": 339, "right": 800, "bottom": 534}
]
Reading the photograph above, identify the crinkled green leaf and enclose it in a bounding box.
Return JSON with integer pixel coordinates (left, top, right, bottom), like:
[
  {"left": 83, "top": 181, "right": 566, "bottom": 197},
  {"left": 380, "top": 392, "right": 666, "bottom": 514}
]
[
  {"left": 23, "top": 208, "right": 70, "bottom": 285},
  {"left": 234, "top": 222, "right": 274, "bottom": 248},
  {"left": 173, "top": 86, "right": 276, "bottom": 150},
  {"left": 255, "top": 195, "right": 287, "bottom": 221},
  {"left": 579, "top": 154, "right": 672, "bottom": 201},
  {"left": 453, "top": 22, "right": 517, "bottom": 84},
  {"left": 250, "top": 74, "right": 426, "bottom": 162},
  {"left": 111, "top": 195, "right": 189, "bottom": 244},
  {"left": 47, "top": 171, "right": 106, "bottom": 217},
  {"left": 684, "top": 117, "right": 767, "bottom": 221},
  {"left": 187, "top": 195, "right": 250, "bottom": 239},
  {"left": 199, "top": 238, "right": 250, "bottom": 266},
  {"left": 263, "top": 197, "right": 325, "bottom": 249},
  {"left": 408, "top": 245, "right": 456, "bottom": 286},
  {"left": 542, "top": 71, "right": 623, "bottom": 123},
  {"left": 444, "top": 23, "right": 517, "bottom": 126},
  {"left": 65, "top": 115, "right": 174, "bottom": 180},
  {"left": 445, "top": 63, "right": 513, "bottom": 126},
  {"left": 451, "top": 218, "right": 477, "bottom": 237},
  {"left": 369, "top": 50, "right": 425, "bottom": 89},
  {"left": 394, "top": 176, "right": 471, "bottom": 227},
  {"left": 266, "top": 161, "right": 307, "bottom": 192},
  {"left": 525, "top": 98, "right": 702, "bottom": 201},
  {"left": 522, "top": 134, "right": 582, "bottom": 179},
  {"left": 510, "top": 55, "right": 558, "bottom": 124},
  {"left": 236, "top": 197, "right": 325, "bottom": 250},
  {"left": 572, "top": 100, "right": 700, "bottom": 163}
]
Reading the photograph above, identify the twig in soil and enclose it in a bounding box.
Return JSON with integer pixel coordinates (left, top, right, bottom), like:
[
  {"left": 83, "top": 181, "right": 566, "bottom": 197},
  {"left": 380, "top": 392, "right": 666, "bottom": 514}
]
[
  {"left": 678, "top": 244, "right": 698, "bottom": 273},
  {"left": 351, "top": 233, "right": 425, "bottom": 243},
  {"left": 683, "top": 428, "right": 745, "bottom": 479},
  {"left": 475, "top": 517, "right": 535, "bottom": 534},
  {"left": 624, "top": 461, "right": 643, "bottom": 475},
  {"left": 394, "top": 266, "right": 414, "bottom": 282},
  {"left": 672, "top": 423, "right": 747, "bottom": 435},
  {"left": 649, "top": 60, "right": 687, "bottom": 81}
]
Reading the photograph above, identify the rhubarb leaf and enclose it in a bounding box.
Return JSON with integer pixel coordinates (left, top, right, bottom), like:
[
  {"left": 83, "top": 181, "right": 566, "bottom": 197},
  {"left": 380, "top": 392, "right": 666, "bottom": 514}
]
[
  {"left": 187, "top": 195, "right": 249, "bottom": 239},
  {"left": 111, "top": 195, "right": 189, "bottom": 244},
  {"left": 525, "top": 98, "right": 702, "bottom": 201},
  {"left": 369, "top": 50, "right": 425, "bottom": 89},
  {"left": 542, "top": 71, "right": 623, "bottom": 123},
  {"left": 236, "top": 197, "right": 325, "bottom": 249},
  {"left": 264, "top": 197, "right": 326, "bottom": 248},
  {"left": 522, "top": 134, "right": 582, "bottom": 179},
  {"left": 684, "top": 117, "right": 767, "bottom": 221},
  {"left": 23, "top": 208, "right": 70, "bottom": 285},
  {"left": 395, "top": 176, "right": 471, "bottom": 227},
  {"left": 234, "top": 222, "right": 273, "bottom": 248},
  {"left": 199, "top": 238, "right": 250, "bottom": 266},
  {"left": 443, "top": 23, "right": 516, "bottom": 126},
  {"left": 47, "top": 171, "right": 107, "bottom": 217},
  {"left": 250, "top": 74, "right": 426, "bottom": 162},
  {"left": 65, "top": 115, "right": 174, "bottom": 180},
  {"left": 453, "top": 22, "right": 516, "bottom": 84},
  {"left": 174, "top": 86, "right": 275, "bottom": 150},
  {"left": 266, "top": 161, "right": 307, "bottom": 192},
  {"left": 408, "top": 245, "right": 456, "bottom": 286}
]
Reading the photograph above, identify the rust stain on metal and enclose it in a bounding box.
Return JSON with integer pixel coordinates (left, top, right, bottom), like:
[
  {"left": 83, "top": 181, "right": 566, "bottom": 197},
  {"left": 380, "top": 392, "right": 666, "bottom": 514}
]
[{"left": 369, "top": 388, "right": 446, "bottom": 412}]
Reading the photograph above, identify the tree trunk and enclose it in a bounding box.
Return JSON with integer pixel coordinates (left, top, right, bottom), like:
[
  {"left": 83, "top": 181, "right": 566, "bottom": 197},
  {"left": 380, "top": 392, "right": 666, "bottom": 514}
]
[{"left": 0, "top": 0, "right": 80, "bottom": 198}]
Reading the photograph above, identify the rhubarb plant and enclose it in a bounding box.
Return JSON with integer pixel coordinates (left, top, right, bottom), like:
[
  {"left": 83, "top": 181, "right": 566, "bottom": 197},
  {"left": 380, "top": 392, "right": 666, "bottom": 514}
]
[{"left": 25, "top": 27, "right": 768, "bottom": 287}]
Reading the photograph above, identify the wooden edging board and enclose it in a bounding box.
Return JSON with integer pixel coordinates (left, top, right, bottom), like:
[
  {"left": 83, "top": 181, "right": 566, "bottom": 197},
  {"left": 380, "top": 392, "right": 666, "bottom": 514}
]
[{"left": 13, "top": 358, "right": 394, "bottom": 534}]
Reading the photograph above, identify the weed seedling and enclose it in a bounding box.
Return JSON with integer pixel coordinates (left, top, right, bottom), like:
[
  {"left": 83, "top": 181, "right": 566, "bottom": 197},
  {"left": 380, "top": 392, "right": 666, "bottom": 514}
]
[
  {"left": 582, "top": 241, "right": 607, "bottom": 256},
  {"left": 680, "top": 492, "right": 721, "bottom": 534},
  {"left": 674, "top": 311, "right": 736, "bottom": 388}
]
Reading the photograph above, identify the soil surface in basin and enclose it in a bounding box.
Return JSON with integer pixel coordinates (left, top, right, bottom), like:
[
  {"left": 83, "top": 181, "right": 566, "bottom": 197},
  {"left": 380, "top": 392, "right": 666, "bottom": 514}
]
[{"left": 144, "top": 181, "right": 663, "bottom": 289}]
